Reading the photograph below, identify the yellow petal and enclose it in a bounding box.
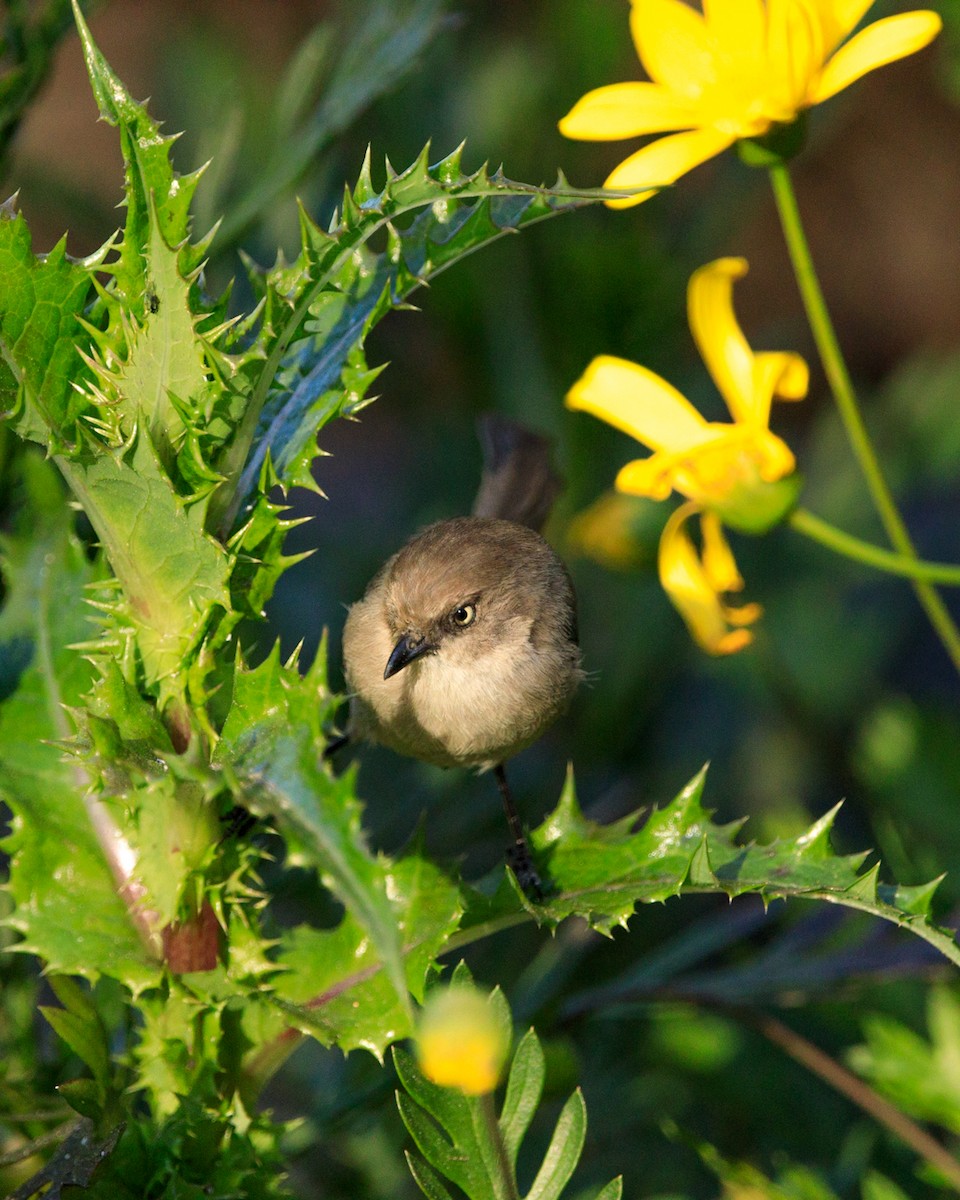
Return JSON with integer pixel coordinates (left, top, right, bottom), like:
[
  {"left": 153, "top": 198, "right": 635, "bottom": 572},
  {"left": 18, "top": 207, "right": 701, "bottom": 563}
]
[
  {"left": 810, "top": 10, "right": 943, "bottom": 104},
  {"left": 558, "top": 81, "right": 701, "bottom": 141},
  {"left": 614, "top": 425, "right": 740, "bottom": 501},
  {"left": 752, "top": 350, "right": 809, "bottom": 413},
  {"left": 630, "top": 0, "right": 716, "bottom": 99},
  {"left": 766, "top": 0, "right": 825, "bottom": 113},
  {"left": 615, "top": 422, "right": 797, "bottom": 503},
  {"left": 808, "top": 0, "right": 875, "bottom": 53},
  {"left": 688, "top": 259, "right": 810, "bottom": 428},
  {"left": 700, "top": 510, "right": 744, "bottom": 592},
  {"left": 687, "top": 257, "right": 756, "bottom": 424},
  {"left": 603, "top": 126, "right": 735, "bottom": 208},
  {"left": 658, "top": 503, "right": 760, "bottom": 655},
  {"left": 566, "top": 355, "right": 711, "bottom": 457},
  {"left": 702, "top": 0, "right": 766, "bottom": 78}
]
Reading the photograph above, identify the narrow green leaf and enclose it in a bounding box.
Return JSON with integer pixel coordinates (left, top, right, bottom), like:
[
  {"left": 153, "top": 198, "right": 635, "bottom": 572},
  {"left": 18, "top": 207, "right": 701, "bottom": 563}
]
[
  {"left": 396, "top": 1092, "right": 468, "bottom": 1188},
  {"left": 394, "top": 1046, "right": 514, "bottom": 1200},
  {"left": 499, "top": 1029, "right": 545, "bottom": 1170},
  {"left": 393, "top": 1045, "right": 476, "bottom": 1148},
  {"left": 215, "top": 0, "right": 450, "bottom": 251},
  {"left": 524, "top": 1089, "right": 587, "bottom": 1200},
  {"left": 404, "top": 1151, "right": 456, "bottom": 1200},
  {"left": 450, "top": 960, "right": 475, "bottom": 986},
  {"left": 862, "top": 1171, "right": 911, "bottom": 1200},
  {"left": 582, "top": 1179, "right": 623, "bottom": 1200}
]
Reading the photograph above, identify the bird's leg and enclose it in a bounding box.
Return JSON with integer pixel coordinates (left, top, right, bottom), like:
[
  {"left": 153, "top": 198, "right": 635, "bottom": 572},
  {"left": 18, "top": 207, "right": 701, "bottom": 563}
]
[{"left": 494, "top": 763, "right": 542, "bottom": 900}]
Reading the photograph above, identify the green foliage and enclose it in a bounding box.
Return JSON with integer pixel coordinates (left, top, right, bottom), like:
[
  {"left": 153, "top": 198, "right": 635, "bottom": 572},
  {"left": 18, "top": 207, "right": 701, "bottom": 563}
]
[
  {"left": 206, "top": 0, "right": 452, "bottom": 253},
  {"left": 848, "top": 986, "right": 960, "bottom": 1134},
  {"left": 453, "top": 769, "right": 958, "bottom": 965},
  {"left": 691, "top": 1135, "right": 913, "bottom": 1200},
  {"left": 395, "top": 978, "right": 621, "bottom": 1200},
  {"left": 217, "top": 641, "right": 414, "bottom": 1024},
  {"left": 2, "top": 3, "right": 959, "bottom": 1198},
  {"left": 257, "top": 769, "right": 959, "bottom": 1063}
]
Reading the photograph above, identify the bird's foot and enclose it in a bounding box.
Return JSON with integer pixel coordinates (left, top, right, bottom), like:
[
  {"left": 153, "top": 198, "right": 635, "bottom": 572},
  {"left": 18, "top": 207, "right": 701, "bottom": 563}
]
[{"left": 506, "top": 839, "right": 543, "bottom": 901}]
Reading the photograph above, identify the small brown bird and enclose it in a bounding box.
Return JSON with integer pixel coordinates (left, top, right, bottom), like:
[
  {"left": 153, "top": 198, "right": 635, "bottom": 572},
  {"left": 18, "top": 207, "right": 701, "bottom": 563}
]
[{"left": 335, "top": 418, "right": 583, "bottom": 893}]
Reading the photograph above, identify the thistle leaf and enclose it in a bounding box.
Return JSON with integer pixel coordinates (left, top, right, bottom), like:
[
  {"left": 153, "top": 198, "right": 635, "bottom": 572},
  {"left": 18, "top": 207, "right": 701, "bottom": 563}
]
[
  {"left": 448, "top": 768, "right": 960, "bottom": 970},
  {"left": 241, "top": 846, "right": 462, "bottom": 1071},
  {"left": 217, "top": 643, "right": 414, "bottom": 1020},
  {"left": 215, "top": 149, "right": 607, "bottom": 536},
  {"left": 0, "top": 455, "right": 160, "bottom": 990}
]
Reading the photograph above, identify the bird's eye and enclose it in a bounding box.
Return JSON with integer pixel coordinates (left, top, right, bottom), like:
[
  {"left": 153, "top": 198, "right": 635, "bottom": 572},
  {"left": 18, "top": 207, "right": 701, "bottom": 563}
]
[{"left": 452, "top": 603, "right": 476, "bottom": 628}]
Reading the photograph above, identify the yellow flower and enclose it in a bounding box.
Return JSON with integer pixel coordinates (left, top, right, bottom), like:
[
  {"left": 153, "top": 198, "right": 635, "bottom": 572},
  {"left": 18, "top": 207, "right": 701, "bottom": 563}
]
[
  {"left": 566, "top": 256, "right": 807, "bottom": 653},
  {"left": 659, "top": 502, "right": 763, "bottom": 654},
  {"left": 559, "top": 0, "right": 942, "bottom": 206},
  {"left": 416, "top": 985, "right": 509, "bottom": 1095}
]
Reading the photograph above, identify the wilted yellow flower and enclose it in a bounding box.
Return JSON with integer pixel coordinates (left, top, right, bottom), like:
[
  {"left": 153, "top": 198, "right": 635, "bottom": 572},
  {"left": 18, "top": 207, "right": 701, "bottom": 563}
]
[
  {"left": 566, "top": 256, "right": 807, "bottom": 653},
  {"left": 659, "top": 503, "right": 763, "bottom": 654},
  {"left": 416, "top": 985, "right": 509, "bottom": 1095},
  {"left": 559, "top": 0, "right": 942, "bottom": 206}
]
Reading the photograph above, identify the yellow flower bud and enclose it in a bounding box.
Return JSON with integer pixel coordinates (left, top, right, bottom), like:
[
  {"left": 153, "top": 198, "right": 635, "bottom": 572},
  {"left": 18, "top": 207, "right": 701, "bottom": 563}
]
[{"left": 416, "top": 986, "right": 509, "bottom": 1096}]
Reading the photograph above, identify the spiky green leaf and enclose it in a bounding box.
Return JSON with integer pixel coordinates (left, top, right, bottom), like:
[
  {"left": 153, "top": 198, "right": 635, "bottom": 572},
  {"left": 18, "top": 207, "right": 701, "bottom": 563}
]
[
  {"left": 214, "top": 147, "right": 609, "bottom": 535},
  {"left": 0, "top": 455, "right": 160, "bottom": 990},
  {"left": 217, "top": 643, "right": 413, "bottom": 1020},
  {"left": 241, "top": 845, "right": 462, "bottom": 1073},
  {"left": 449, "top": 768, "right": 960, "bottom": 970}
]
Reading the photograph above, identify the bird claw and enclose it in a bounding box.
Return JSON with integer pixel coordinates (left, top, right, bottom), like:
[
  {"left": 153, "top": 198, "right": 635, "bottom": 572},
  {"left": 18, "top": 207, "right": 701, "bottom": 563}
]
[{"left": 506, "top": 840, "right": 544, "bottom": 901}]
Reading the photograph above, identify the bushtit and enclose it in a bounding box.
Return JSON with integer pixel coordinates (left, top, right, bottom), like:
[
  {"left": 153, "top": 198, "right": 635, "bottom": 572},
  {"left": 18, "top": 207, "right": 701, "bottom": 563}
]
[{"left": 334, "top": 418, "right": 583, "bottom": 893}]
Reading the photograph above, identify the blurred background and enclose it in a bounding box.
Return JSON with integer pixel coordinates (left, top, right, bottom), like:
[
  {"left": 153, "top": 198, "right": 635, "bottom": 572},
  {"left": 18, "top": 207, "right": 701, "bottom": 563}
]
[{"left": 5, "top": 0, "right": 960, "bottom": 1194}]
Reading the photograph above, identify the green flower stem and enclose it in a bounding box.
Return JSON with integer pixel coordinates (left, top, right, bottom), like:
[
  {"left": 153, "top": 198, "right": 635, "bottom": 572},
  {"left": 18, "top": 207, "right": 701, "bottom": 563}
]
[
  {"left": 768, "top": 161, "right": 960, "bottom": 673},
  {"left": 790, "top": 507, "right": 960, "bottom": 585},
  {"left": 480, "top": 1092, "right": 521, "bottom": 1200}
]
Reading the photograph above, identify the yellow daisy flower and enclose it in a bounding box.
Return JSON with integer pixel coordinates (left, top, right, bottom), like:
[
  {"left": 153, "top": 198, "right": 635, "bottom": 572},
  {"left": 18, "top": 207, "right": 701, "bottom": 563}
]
[
  {"left": 559, "top": 0, "right": 942, "bottom": 206},
  {"left": 416, "top": 985, "right": 509, "bottom": 1096},
  {"left": 567, "top": 256, "right": 807, "bottom": 653}
]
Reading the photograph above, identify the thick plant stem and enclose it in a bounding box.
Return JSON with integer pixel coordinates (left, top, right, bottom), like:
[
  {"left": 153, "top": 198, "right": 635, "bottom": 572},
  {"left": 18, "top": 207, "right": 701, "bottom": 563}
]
[
  {"left": 480, "top": 1093, "right": 521, "bottom": 1200},
  {"left": 790, "top": 508, "right": 960, "bottom": 585},
  {"left": 769, "top": 162, "right": 960, "bottom": 674}
]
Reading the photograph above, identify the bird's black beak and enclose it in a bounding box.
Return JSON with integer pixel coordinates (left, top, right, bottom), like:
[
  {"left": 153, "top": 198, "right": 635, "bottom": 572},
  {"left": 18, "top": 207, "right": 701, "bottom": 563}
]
[{"left": 384, "top": 633, "right": 435, "bottom": 680}]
